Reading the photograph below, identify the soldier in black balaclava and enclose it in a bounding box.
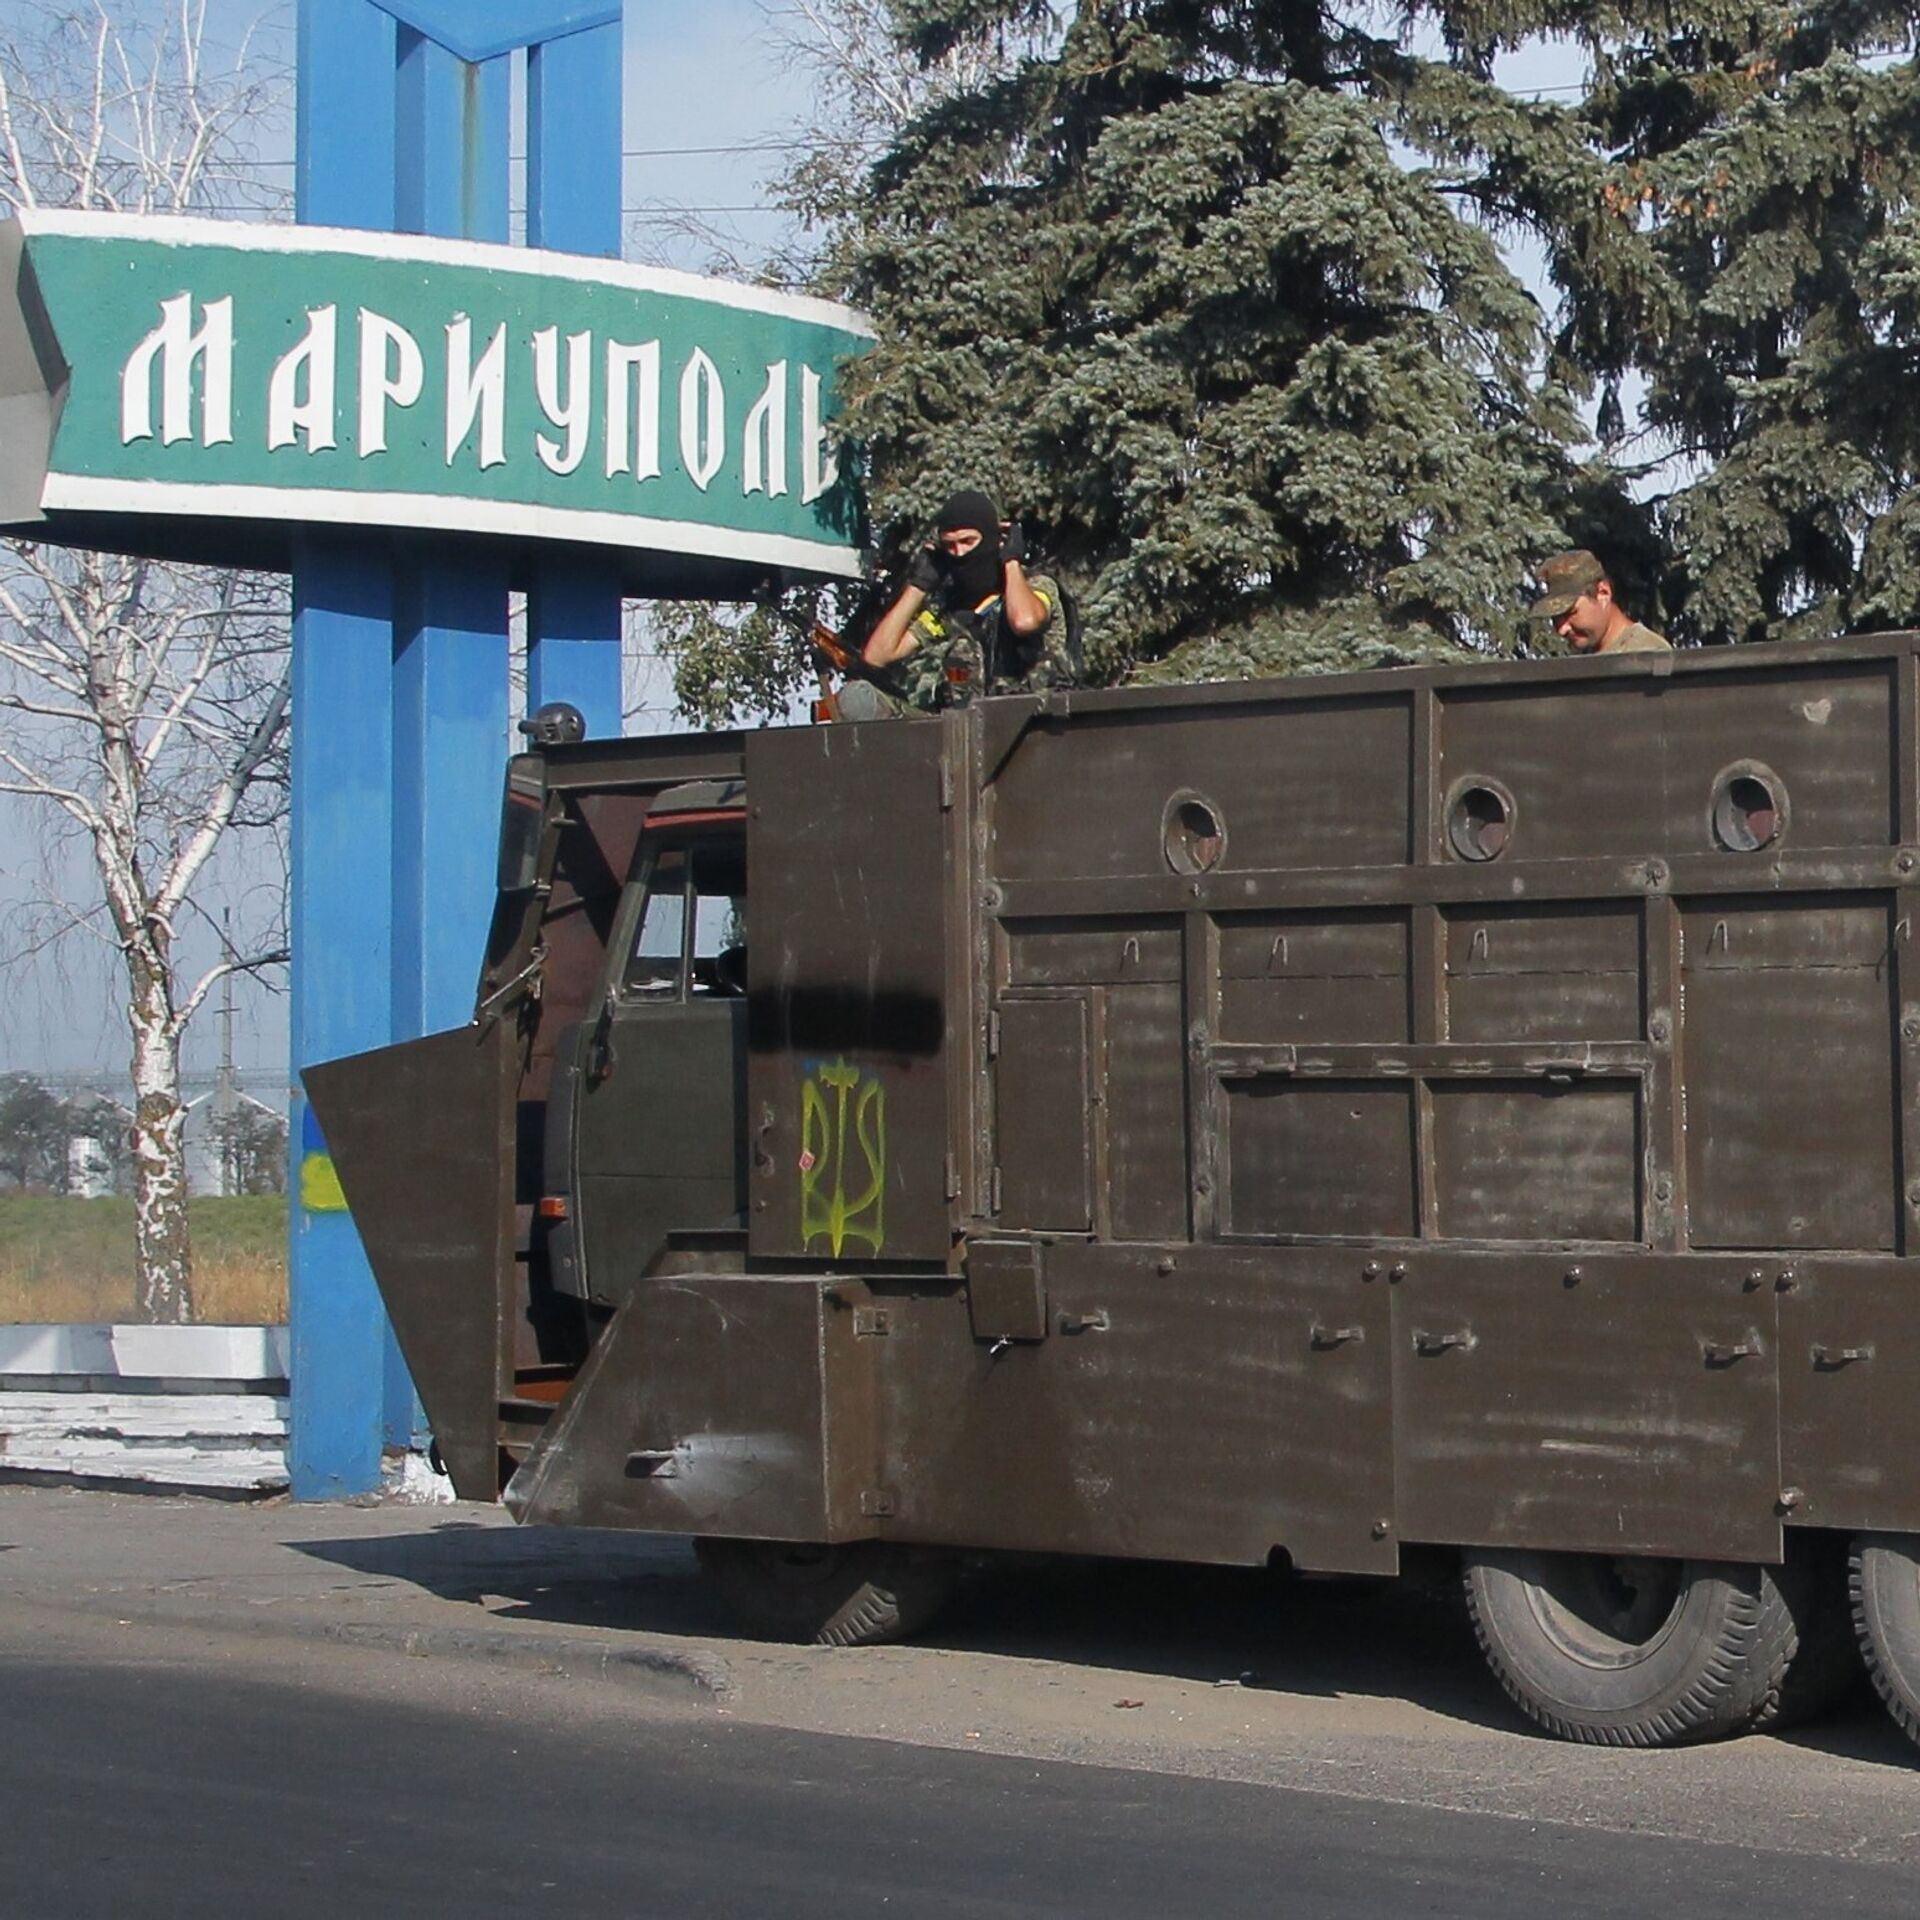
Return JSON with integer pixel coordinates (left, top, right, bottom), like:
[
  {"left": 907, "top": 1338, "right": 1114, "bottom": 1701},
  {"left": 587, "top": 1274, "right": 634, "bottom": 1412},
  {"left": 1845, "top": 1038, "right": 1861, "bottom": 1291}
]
[{"left": 842, "top": 488, "right": 1070, "bottom": 718}]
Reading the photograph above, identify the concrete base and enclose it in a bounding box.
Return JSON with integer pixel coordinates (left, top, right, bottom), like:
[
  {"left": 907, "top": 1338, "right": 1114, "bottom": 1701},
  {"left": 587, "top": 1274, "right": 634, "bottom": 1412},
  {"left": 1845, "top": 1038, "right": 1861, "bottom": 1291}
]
[{"left": 0, "top": 1324, "right": 291, "bottom": 1494}]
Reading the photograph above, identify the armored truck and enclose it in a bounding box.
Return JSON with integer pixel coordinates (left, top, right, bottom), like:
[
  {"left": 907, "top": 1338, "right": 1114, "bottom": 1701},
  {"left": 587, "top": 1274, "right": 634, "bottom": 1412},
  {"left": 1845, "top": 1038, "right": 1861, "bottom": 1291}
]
[{"left": 307, "top": 633, "right": 1920, "bottom": 1752}]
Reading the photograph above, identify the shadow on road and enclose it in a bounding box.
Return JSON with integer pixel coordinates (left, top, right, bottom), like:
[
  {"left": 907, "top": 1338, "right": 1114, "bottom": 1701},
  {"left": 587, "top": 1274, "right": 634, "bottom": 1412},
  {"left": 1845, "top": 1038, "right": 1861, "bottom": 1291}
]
[{"left": 288, "top": 1522, "right": 1541, "bottom": 1737}]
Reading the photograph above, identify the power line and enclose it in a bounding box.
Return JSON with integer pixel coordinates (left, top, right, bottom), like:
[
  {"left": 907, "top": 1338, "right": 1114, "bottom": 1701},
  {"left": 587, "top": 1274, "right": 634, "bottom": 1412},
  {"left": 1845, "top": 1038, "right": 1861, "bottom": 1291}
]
[{"left": 249, "top": 140, "right": 829, "bottom": 168}]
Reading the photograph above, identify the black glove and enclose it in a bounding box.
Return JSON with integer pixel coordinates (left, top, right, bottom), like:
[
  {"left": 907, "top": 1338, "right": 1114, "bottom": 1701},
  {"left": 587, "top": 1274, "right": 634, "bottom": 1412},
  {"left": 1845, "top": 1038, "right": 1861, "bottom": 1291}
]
[
  {"left": 905, "top": 546, "right": 943, "bottom": 595},
  {"left": 999, "top": 522, "right": 1027, "bottom": 566}
]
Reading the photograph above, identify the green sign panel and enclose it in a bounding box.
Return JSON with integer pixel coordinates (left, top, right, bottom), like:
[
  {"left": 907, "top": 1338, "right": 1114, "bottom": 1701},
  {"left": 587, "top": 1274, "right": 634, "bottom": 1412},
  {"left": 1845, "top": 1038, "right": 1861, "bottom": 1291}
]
[{"left": 3, "top": 211, "right": 871, "bottom": 581}]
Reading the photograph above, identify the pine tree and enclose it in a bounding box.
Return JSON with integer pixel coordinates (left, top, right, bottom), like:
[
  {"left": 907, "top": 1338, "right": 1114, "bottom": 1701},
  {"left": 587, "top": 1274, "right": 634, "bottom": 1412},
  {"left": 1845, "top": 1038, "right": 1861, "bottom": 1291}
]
[
  {"left": 1519, "top": 6, "right": 1920, "bottom": 644},
  {"left": 838, "top": 1, "right": 1618, "bottom": 679}
]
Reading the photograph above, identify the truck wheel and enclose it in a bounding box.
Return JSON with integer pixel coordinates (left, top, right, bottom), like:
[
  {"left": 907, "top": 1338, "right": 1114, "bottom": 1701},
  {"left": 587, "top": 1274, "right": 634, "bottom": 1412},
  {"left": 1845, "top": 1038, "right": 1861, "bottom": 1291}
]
[
  {"left": 1849, "top": 1533, "right": 1920, "bottom": 1747},
  {"left": 1463, "top": 1548, "right": 1798, "bottom": 1746},
  {"left": 693, "top": 1537, "right": 959, "bottom": 1647},
  {"left": 1751, "top": 1536, "right": 1861, "bottom": 1732}
]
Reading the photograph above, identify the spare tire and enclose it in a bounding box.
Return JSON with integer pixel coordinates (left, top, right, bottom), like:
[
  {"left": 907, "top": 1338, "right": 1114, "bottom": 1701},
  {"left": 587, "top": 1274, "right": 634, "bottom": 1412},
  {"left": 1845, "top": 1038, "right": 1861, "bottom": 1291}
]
[
  {"left": 1463, "top": 1548, "right": 1799, "bottom": 1746},
  {"left": 693, "top": 1537, "right": 960, "bottom": 1647}
]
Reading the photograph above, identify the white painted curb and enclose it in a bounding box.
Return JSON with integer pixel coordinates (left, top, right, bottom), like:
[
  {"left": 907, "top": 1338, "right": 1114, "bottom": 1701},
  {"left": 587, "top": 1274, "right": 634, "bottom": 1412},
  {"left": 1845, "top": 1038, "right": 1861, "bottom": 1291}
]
[{"left": 0, "top": 1324, "right": 291, "bottom": 1493}]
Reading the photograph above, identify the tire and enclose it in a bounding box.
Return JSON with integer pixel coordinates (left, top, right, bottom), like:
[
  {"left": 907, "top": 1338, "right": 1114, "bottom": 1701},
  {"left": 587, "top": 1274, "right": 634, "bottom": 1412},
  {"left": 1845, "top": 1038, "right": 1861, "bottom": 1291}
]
[
  {"left": 1463, "top": 1548, "right": 1800, "bottom": 1746},
  {"left": 1750, "top": 1535, "right": 1862, "bottom": 1732},
  {"left": 693, "top": 1537, "right": 960, "bottom": 1647},
  {"left": 1849, "top": 1533, "right": 1920, "bottom": 1749}
]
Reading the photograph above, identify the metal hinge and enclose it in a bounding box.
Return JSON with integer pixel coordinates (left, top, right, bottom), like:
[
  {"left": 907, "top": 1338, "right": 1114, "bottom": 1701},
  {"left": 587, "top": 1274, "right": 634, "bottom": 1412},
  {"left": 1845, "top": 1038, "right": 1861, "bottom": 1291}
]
[
  {"left": 990, "top": 1166, "right": 1003, "bottom": 1214},
  {"left": 939, "top": 759, "right": 955, "bottom": 809},
  {"left": 988, "top": 1009, "right": 1001, "bottom": 1058},
  {"left": 944, "top": 1151, "right": 960, "bottom": 1201}
]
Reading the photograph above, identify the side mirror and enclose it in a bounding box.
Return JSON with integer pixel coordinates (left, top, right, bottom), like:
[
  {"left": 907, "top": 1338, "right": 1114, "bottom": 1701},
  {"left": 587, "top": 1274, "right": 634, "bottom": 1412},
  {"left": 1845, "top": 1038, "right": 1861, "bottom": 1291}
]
[{"left": 496, "top": 756, "right": 547, "bottom": 894}]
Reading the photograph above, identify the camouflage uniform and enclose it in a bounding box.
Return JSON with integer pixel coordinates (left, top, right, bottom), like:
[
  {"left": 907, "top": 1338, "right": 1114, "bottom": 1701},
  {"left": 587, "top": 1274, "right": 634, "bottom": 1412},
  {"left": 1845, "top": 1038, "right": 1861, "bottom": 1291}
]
[
  {"left": 886, "top": 574, "right": 1073, "bottom": 713},
  {"left": 1603, "top": 621, "right": 1670, "bottom": 654}
]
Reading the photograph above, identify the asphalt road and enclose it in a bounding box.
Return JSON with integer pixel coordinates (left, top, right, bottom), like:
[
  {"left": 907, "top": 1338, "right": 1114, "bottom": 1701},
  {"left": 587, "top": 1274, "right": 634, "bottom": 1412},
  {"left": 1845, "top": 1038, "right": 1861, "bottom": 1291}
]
[{"left": 6, "top": 1615, "right": 1917, "bottom": 1919}]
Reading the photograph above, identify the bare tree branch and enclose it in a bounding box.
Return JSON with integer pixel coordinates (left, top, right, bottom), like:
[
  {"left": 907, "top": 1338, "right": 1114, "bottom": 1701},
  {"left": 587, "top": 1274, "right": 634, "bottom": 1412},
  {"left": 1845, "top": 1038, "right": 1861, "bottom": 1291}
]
[{"left": 0, "top": 1, "right": 290, "bottom": 1322}]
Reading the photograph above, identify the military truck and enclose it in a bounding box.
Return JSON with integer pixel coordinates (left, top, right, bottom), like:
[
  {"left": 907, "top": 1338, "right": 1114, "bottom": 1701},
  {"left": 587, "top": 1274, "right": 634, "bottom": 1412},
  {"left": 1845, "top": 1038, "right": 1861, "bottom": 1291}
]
[{"left": 307, "top": 633, "right": 1920, "bottom": 1753}]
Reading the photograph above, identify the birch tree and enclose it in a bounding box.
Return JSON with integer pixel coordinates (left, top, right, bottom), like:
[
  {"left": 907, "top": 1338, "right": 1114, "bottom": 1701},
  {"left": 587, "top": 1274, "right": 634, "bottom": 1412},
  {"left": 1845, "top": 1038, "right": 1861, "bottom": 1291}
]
[{"left": 0, "top": 1, "right": 289, "bottom": 1322}]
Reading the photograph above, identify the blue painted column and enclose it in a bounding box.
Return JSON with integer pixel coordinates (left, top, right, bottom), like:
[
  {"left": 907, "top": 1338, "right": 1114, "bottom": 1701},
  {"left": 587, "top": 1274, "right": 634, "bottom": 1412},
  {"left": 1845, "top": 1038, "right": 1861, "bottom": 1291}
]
[
  {"left": 386, "top": 23, "right": 514, "bottom": 1449},
  {"left": 290, "top": 0, "right": 628, "bottom": 1496},
  {"left": 289, "top": 0, "right": 401, "bottom": 1500},
  {"left": 526, "top": 20, "right": 625, "bottom": 737}
]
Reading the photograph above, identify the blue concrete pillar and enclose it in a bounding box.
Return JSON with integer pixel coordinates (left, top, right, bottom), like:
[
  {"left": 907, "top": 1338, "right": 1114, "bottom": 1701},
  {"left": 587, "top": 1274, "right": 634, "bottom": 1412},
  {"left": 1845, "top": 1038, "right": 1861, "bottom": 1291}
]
[
  {"left": 527, "top": 19, "right": 624, "bottom": 737},
  {"left": 289, "top": 540, "right": 397, "bottom": 1498},
  {"left": 290, "top": 0, "right": 628, "bottom": 1497},
  {"left": 391, "top": 562, "right": 512, "bottom": 1043},
  {"left": 290, "top": 0, "right": 401, "bottom": 1500},
  {"left": 396, "top": 29, "right": 511, "bottom": 244}
]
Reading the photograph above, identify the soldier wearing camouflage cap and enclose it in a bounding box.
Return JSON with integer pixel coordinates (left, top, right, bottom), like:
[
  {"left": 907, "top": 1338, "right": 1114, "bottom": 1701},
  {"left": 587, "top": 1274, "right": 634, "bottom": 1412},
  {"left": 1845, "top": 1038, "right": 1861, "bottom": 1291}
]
[{"left": 1531, "top": 550, "right": 1670, "bottom": 655}]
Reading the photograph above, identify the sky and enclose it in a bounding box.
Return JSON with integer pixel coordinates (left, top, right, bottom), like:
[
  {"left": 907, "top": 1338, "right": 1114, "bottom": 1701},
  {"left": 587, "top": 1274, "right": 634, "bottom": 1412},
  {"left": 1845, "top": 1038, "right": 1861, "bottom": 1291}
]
[{"left": 0, "top": 2, "right": 1585, "bottom": 1088}]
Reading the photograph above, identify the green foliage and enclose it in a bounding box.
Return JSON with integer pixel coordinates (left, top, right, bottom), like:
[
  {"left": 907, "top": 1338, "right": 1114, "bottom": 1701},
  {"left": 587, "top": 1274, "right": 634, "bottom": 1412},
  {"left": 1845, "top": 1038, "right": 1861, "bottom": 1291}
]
[
  {"left": 1590, "top": 10, "right": 1920, "bottom": 643},
  {"left": 0, "top": 1073, "right": 71, "bottom": 1192},
  {"left": 825, "top": 2, "right": 1640, "bottom": 680},
  {"left": 693, "top": 1, "right": 1920, "bottom": 711},
  {"left": 652, "top": 577, "right": 894, "bottom": 728}
]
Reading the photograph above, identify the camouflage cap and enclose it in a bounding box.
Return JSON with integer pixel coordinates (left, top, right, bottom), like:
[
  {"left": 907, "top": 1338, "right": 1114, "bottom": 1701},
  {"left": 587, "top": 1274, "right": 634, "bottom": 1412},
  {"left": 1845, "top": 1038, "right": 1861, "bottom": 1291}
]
[{"left": 1529, "top": 548, "right": 1608, "bottom": 620}]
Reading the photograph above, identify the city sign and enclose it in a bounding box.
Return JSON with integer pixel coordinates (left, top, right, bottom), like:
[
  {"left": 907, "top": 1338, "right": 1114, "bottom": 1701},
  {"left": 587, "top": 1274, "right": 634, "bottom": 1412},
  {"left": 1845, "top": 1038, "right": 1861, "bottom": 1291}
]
[{"left": 0, "top": 210, "right": 871, "bottom": 584}]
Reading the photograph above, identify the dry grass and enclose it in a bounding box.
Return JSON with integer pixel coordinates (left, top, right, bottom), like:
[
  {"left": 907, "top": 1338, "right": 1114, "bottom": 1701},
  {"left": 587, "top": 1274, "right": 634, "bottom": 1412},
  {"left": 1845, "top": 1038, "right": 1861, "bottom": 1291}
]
[{"left": 0, "top": 1195, "right": 288, "bottom": 1326}]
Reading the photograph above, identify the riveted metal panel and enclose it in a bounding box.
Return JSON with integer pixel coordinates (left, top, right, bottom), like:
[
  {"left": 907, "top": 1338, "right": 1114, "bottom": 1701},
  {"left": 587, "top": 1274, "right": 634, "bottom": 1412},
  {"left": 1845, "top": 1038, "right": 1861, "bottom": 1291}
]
[
  {"left": 1223, "top": 1079, "right": 1416, "bottom": 1239},
  {"left": 302, "top": 1022, "right": 515, "bottom": 1501},
  {"left": 989, "top": 696, "right": 1413, "bottom": 883},
  {"left": 1104, "top": 981, "right": 1190, "bottom": 1240},
  {"left": 995, "top": 997, "right": 1092, "bottom": 1231},
  {"left": 1660, "top": 662, "right": 1895, "bottom": 852},
  {"left": 1445, "top": 902, "right": 1643, "bottom": 1043},
  {"left": 1439, "top": 682, "right": 1669, "bottom": 862},
  {"left": 1217, "top": 910, "right": 1410, "bottom": 1045},
  {"left": 1392, "top": 1253, "right": 1782, "bottom": 1560},
  {"left": 873, "top": 1244, "right": 1396, "bottom": 1573},
  {"left": 1429, "top": 1079, "right": 1642, "bottom": 1243},
  {"left": 745, "top": 722, "right": 956, "bottom": 1263},
  {"left": 1005, "top": 918, "right": 1182, "bottom": 986},
  {"left": 504, "top": 1273, "right": 877, "bottom": 1538},
  {"left": 1680, "top": 898, "right": 1897, "bottom": 1250},
  {"left": 1778, "top": 1257, "right": 1920, "bottom": 1531}
]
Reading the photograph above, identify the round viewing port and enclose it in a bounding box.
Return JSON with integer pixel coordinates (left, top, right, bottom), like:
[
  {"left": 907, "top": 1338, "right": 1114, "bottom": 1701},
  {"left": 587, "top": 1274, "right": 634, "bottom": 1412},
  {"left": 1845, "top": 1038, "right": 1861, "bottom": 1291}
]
[
  {"left": 1163, "top": 791, "right": 1226, "bottom": 875},
  {"left": 1446, "top": 779, "right": 1515, "bottom": 862},
  {"left": 1711, "top": 762, "right": 1786, "bottom": 852}
]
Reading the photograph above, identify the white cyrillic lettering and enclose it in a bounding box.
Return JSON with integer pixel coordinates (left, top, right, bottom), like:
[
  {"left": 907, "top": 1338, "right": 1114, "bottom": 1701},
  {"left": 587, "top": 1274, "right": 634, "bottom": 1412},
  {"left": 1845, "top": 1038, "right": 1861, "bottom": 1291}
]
[
  {"left": 678, "top": 348, "right": 725, "bottom": 492},
  {"left": 533, "top": 326, "right": 592, "bottom": 476},
  {"left": 801, "top": 365, "right": 840, "bottom": 505},
  {"left": 605, "top": 339, "right": 661, "bottom": 481},
  {"left": 267, "top": 306, "right": 339, "bottom": 453},
  {"left": 120, "top": 293, "right": 234, "bottom": 447},
  {"left": 743, "top": 360, "right": 789, "bottom": 499},
  {"left": 357, "top": 308, "right": 424, "bottom": 458},
  {"left": 446, "top": 315, "right": 507, "bottom": 470}
]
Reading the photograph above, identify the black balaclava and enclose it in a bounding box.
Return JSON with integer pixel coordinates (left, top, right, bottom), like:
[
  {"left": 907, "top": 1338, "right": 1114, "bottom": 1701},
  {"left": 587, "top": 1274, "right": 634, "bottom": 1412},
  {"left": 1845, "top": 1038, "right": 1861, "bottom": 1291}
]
[{"left": 935, "top": 490, "right": 1003, "bottom": 607}]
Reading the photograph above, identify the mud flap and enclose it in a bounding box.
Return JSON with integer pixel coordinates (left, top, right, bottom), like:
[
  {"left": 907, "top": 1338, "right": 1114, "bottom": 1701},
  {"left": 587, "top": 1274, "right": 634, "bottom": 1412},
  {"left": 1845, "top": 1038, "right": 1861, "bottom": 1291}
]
[
  {"left": 505, "top": 1273, "right": 877, "bottom": 1541},
  {"left": 302, "top": 1023, "right": 514, "bottom": 1500}
]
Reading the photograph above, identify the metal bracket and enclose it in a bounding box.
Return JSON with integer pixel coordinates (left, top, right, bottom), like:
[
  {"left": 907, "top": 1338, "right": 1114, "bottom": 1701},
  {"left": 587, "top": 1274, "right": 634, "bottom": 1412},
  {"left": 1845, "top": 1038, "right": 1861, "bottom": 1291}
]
[
  {"left": 1413, "top": 1328, "right": 1474, "bottom": 1356},
  {"left": 1702, "top": 1335, "right": 1763, "bottom": 1367},
  {"left": 1811, "top": 1343, "right": 1874, "bottom": 1369},
  {"left": 1310, "top": 1324, "right": 1365, "bottom": 1349},
  {"left": 852, "top": 1307, "right": 892, "bottom": 1338}
]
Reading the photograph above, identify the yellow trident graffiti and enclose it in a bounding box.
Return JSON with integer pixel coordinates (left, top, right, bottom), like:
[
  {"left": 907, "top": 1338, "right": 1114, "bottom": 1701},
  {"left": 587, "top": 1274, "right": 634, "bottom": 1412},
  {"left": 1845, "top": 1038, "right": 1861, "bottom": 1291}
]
[{"left": 799, "top": 1059, "right": 887, "bottom": 1257}]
